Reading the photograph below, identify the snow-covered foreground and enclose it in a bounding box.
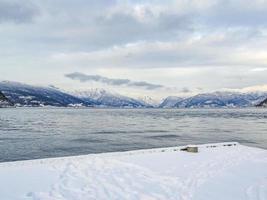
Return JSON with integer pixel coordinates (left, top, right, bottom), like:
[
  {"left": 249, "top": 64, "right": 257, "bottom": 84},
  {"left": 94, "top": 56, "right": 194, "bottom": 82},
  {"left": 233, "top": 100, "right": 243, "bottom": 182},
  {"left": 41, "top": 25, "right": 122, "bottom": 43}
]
[{"left": 0, "top": 142, "right": 267, "bottom": 200}]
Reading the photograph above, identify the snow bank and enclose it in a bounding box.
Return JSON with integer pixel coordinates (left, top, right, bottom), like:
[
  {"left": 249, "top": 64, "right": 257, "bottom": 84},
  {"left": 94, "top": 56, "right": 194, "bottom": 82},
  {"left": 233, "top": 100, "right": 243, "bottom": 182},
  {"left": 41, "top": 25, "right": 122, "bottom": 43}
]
[{"left": 0, "top": 142, "right": 267, "bottom": 200}]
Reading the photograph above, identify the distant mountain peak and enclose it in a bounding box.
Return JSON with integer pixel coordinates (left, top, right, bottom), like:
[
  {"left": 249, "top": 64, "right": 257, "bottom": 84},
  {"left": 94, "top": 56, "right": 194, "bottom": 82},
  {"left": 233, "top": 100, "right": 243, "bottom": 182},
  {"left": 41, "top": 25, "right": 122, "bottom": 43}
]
[
  {"left": 69, "top": 88, "right": 149, "bottom": 108},
  {"left": 159, "top": 96, "right": 184, "bottom": 108},
  {"left": 137, "top": 96, "right": 160, "bottom": 107}
]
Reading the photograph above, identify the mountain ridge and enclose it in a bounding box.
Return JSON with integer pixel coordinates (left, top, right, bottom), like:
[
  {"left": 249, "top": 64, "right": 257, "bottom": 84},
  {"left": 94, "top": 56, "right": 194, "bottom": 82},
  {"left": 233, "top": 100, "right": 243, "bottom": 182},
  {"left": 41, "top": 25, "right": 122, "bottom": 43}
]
[
  {"left": 0, "top": 81, "right": 94, "bottom": 107},
  {"left": 69, "top": 89, "right": 149, "bottom": 108},
  {"left": 1, "top": 81, "right": 267, "bottom": 108},
  {"left": 174, "top": 91, "right": 267, "bottom": 108}
]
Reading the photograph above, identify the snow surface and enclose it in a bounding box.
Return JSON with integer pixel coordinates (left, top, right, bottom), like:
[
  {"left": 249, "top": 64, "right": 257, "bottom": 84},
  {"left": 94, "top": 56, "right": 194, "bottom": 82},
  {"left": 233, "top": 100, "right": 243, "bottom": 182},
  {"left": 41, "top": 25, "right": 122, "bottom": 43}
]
[{"left": 0, "top": 142, "right": 267, "bottom": 200}]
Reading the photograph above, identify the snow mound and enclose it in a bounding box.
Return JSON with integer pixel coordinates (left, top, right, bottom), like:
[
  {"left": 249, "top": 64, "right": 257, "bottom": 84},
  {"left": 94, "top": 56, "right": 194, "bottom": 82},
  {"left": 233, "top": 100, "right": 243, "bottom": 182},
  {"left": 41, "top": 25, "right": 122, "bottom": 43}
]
[{"left": 0, "top": 142, "right": 267, "bottom": 200}]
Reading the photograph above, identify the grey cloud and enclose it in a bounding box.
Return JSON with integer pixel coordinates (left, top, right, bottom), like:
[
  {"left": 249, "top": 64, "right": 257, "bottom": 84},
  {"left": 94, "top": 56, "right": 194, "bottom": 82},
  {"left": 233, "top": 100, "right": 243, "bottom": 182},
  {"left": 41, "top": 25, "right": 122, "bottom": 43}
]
[
  {"left": 128, "top": 81, "right": 164, "bottom": 90},
  {"left": 0, "top": 0, "right": 39, "bottom": 23},
  {"left": 96, "top": 10, "right": 193, "bottom": 42},
  {"left": 2, "top": 0, "right": 265, "bottom": 57},
  {"left": 181, "top": 87, "right": 191, "bottom": 93},
  {"left": 65, "top": 72, "right": 164, "bottom": 90},
  {"left": 22, "top": 0, "right": 193, "bottom": 51}
]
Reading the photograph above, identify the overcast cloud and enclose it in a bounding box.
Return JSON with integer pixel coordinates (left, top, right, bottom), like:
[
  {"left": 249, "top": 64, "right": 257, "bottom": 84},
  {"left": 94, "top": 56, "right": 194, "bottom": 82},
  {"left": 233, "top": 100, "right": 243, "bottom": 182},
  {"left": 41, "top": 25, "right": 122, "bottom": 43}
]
[
  {"left": 65, "top": 72, "right": 164, "bottom": 90},
  {"left": 0, "top": 0, "right": 39, "bottom": 23},
  {"left": 0, "top": 0, "right": 267, "bottom": 99}
]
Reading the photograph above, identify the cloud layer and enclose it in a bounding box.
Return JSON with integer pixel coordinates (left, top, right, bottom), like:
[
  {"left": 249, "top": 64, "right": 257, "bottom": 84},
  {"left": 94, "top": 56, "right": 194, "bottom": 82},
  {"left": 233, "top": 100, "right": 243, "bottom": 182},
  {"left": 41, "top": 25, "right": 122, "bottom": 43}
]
[
  {"left": 0, "top": 0, "right": 267, "bottom": 98},
  {"left": 0, "top": 0, "right": 39, "bottom": 23},
  {"left": 65, "top": 72, "right": 164, "bottom": 90}
]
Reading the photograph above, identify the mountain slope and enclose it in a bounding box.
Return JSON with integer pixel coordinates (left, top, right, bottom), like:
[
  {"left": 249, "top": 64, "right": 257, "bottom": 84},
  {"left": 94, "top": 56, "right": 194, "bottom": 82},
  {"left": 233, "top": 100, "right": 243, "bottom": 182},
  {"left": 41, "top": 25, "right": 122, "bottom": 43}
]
[
  {"left": 137, "top": 96, "right": 159, "bottom": 108},
  {"left": 1, "top": 81, "right": 267, "bottom": 108},
  {"left": 257, "top": 98, "right": 267, "bottom": 107},
  {"left": 174, "top": 92, "right": 267, "bottom": 108},
  {"left": 0, "top": 91, "right": 13, "bottom": 107},
  {"left": 159, "top": 96, "right": 184, "bottom": 108},
  {"left": 0, "top": 81, "right": 95, "bottom": 107},
  {"left": 70, "top": 89, "right": 148, "bottom": 108}
]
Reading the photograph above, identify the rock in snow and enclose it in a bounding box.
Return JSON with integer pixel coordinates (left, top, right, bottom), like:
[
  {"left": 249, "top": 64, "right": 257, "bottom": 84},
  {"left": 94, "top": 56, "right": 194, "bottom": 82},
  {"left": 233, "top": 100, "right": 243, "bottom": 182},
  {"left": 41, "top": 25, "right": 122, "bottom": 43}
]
[
  {"left": 0, "top": 91, "right": 13, "bottom": 107},
  {"left": 0, "top": 142, "right": 266, "bottom": 200}
]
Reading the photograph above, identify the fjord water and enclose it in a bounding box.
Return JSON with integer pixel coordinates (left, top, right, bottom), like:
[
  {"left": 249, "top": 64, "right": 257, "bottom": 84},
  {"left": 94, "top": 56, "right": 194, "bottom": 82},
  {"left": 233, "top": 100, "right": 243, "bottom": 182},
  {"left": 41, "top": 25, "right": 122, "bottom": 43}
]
[{"left": 0, "top": 108, "right": 266, "bottom": 162}]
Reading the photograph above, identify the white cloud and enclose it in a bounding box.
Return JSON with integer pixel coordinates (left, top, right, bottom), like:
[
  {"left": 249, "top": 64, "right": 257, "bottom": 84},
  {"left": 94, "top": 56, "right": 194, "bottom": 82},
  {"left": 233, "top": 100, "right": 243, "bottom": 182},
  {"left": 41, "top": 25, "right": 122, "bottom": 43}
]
[
  {"left": 51, "top": 30, "right": 267, "bottom": 69},
  {"left": 224, "top": 84, "right": 267, "bottom": 93},
  {"left": 251, "top": 68, "right": 267, "bottom": 72}
]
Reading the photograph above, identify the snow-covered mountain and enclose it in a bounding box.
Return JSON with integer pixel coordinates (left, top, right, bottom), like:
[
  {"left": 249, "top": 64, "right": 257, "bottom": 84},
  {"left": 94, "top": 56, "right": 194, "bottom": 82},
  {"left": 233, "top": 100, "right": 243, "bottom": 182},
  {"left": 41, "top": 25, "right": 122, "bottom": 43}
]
[
  {"left": 1, "top": 81, "right": 267, "bottom": 108},
  {"left": 159, "top": 96, "right": 184, "bottom": 108},
  {"left": 174, "top": 91, "right": 267, "bottom": 108},
  {"left": 137, "top": 96, "right": 160, "bottom": 107},
  {"left": 70, "top": 89, "right": 148, "bottom": 108},
  {"left": 0, "top": 81, "right": 94, "bottom": 107}
]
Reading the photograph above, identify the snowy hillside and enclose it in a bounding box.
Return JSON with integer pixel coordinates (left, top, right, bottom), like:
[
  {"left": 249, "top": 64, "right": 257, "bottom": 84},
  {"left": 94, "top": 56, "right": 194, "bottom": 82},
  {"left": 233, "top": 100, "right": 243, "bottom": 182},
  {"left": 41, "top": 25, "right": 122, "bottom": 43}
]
[
  {"left": 70, "top": 88, "right": 148, "bottom": 108},
  {"left": 159, "top": 96, "right": 184, "bottom": 108},
  {"left": 137, "top": 96, "right": 160, "bottom": 107},
  {"left": 159, "top": 92, "right": 267, "bottom": 109},
  {"left": 0, "top": 81, "right": 94, "bottom": 107},
  {"left": 174, "top": 91, "right": 267, "bottom": 108},
  {"left": 0, "top": 142, "right": 266, "bottom": 200}
]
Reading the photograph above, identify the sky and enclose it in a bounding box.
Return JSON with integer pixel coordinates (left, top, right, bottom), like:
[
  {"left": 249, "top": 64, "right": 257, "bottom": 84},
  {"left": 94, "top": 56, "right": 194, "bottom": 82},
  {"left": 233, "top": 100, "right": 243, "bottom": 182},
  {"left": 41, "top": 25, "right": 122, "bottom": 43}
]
[{"left": 0, "top": 0, "right": 267, "bottom": 99}]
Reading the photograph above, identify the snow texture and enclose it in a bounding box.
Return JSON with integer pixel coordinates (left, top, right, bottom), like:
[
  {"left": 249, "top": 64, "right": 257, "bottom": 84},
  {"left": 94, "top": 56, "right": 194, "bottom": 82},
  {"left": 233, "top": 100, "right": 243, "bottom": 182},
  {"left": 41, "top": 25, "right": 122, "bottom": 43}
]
[{"left": 0, "top": 142, "right": 267, "bottom": 200}]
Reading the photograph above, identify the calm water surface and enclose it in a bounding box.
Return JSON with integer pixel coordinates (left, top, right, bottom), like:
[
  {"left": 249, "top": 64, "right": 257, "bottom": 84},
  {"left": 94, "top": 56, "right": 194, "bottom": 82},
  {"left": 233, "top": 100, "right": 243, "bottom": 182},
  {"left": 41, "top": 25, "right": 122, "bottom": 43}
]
[{"left": 0, "top": 108, "right": 267, "bottom": 162}]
